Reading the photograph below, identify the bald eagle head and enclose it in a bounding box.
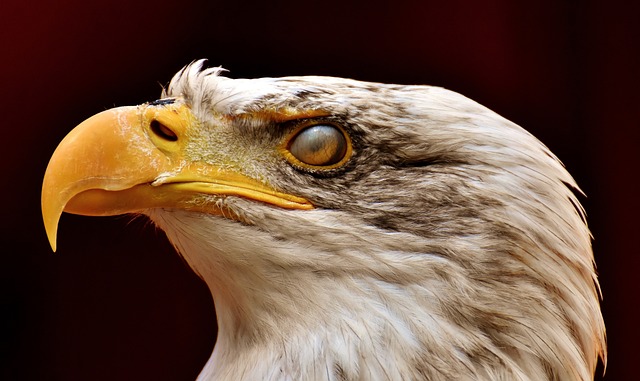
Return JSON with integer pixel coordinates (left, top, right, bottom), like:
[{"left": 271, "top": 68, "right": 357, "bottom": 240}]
[{"left": 42, "top": 60, "right": 605, "bottom": 380}]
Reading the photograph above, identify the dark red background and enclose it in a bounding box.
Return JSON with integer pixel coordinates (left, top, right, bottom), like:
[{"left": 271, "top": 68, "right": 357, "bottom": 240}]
[{"left": 1, "top": 1, "right": 636, "bottom": 380}]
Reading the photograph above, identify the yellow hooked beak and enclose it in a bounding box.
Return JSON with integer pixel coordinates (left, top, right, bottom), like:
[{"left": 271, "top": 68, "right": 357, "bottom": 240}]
[{"left": 42, "top": 102, "right": 313, "bottom": 251}]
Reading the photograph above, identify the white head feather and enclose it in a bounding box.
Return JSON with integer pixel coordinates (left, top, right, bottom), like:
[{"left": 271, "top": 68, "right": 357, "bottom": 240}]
[{"left": 146, "top": 60, "right": 605, "bottom": 381}]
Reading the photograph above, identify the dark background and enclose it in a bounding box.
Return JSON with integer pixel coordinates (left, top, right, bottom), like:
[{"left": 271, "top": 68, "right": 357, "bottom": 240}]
[{"left": 1, "top": 0, "right": 637, "bottom": 380}]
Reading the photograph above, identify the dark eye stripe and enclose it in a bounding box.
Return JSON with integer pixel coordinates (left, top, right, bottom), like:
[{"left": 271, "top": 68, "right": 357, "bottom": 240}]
[{"left": 289, "top": 125, "right": 347, "bottom": 166}]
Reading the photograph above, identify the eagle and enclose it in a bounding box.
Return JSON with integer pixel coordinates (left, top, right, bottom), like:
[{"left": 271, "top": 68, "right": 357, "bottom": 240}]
[{"left": 42, "top": 60, "right": 605, "bottom": 380}]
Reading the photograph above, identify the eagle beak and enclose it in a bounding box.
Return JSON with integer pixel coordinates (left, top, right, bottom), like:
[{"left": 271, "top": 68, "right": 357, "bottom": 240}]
[{"left": 42, "top": 102, "right": 313, "bottom": 252}]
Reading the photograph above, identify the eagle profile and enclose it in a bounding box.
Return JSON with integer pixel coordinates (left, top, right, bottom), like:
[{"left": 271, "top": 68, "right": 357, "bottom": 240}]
[{"left": 42, "top": 60, "right": 605, "bottom": 380}]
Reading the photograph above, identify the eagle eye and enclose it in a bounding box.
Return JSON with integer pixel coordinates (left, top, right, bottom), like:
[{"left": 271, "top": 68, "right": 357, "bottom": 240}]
[{"left": 288, "top": 125, "right": 348, "bottom": 167}]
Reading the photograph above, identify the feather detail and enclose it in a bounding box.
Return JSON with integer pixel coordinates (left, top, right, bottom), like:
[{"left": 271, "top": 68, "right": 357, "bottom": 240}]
[{"left": 139, "top": 62, "right": 606, "bottom": 380}]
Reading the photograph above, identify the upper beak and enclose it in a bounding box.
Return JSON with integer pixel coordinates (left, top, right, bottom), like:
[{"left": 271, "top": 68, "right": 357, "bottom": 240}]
[{"left": 42, "top": 102, "right": 313, "bottom": 251}]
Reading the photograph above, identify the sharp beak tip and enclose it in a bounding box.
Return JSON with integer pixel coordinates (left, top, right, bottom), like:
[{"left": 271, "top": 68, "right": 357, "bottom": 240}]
[
  {"left": 48, "top": 235, "right": 58, "bottom": 253},
  {"left": 42, "top": 205, "right": 60, "bottom": 253}
]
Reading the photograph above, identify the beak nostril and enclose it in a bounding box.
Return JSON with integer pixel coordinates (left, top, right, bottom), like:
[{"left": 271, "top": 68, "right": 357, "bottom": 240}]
[{"left": 150, "top": 120, "right": 178, "bottom": 141}]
